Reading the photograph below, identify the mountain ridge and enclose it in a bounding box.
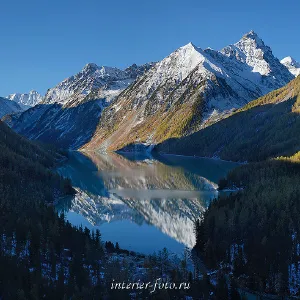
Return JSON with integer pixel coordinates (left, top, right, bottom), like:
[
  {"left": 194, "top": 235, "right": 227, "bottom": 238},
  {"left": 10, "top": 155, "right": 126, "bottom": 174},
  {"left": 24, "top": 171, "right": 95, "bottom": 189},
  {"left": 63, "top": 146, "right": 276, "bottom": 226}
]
[
  {"left": 82, "top": 30, "right": 294, "bottom": 152},
  {"left": 42, "top": 62, "right": 155, "bottom": 107},
  {"left": 7, "top": 90, "right": 43, "bottom": 107},
  {"left": 3, "top": 30, "right": 297, "bottom": 152},
  {"left": 4, "top": 62, "right": 154, "bottom": 149}
]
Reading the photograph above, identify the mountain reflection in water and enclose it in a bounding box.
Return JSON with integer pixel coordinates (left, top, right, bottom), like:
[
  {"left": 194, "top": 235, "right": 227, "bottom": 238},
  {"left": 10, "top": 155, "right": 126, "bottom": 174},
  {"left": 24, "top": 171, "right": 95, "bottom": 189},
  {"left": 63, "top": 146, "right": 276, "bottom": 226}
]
[{"left": 56, "top": 151, "right": 238, "bottom": 254}]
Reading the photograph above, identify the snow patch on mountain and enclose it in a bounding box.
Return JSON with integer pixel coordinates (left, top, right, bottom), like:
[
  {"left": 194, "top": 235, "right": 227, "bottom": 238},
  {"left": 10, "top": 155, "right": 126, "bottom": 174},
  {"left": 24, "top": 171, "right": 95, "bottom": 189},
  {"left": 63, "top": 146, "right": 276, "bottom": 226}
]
[{"left": 281, "top": 56, "right": 300, "bottom": 77}]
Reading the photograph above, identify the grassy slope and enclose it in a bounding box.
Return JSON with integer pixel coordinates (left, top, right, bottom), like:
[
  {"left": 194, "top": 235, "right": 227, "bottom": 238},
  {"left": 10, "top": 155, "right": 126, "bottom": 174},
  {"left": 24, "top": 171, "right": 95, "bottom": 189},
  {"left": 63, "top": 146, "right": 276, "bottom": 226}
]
[
  {"left": 156, "top": 76, "right": 300, "bottom": 162},
  {"left": 83, "top": 69, "right": 239, "bottom": 152},
  {"left": 83, "top": 73, "right": 207, "bottom": 151}
]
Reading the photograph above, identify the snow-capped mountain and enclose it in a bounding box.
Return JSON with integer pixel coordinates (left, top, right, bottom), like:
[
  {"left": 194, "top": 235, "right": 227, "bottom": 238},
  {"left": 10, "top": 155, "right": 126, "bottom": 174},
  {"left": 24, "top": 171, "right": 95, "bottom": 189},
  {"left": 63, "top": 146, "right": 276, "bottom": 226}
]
[
  {"left": 0, "top": 97, "right": 24, "bottom": 118},
  {"left": 220, "top": 30, "right": 293, "bottom": 88},
  {"left": 7, "top": 90, "right": 43, "bottom": 107},
  {"left": 281, "top": 56, "right": 300, "bottom": 77},
  {"left": 43, "top": 62, "right": 155, "bottom": 107},
  {"left": 4, "top": 62, "right": 154, "bottom": 149},
  {"left": 83, "top": 31, "right": 294, "bottom": 152},
  {"left": 5, "top": 31, "right": 295, "bottom": 151}
]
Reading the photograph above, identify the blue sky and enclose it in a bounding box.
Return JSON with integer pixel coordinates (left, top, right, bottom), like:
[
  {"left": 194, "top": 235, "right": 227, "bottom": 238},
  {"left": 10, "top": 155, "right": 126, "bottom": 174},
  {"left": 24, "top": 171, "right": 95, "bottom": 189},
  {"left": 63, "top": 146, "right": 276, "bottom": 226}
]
[{"left": 0, "top": 0, "right": 299, "bottom": 96}]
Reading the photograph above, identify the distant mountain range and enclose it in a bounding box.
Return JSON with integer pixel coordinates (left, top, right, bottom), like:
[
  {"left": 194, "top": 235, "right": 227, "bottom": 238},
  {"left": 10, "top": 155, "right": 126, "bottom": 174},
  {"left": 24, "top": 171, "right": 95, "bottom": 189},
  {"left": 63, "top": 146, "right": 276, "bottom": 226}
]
[
  {"left": 1, "top": 30, "right": 299, "bottom": 157},
  {"left": 7, "top": 90, "right": 43, "bottom": 107}
]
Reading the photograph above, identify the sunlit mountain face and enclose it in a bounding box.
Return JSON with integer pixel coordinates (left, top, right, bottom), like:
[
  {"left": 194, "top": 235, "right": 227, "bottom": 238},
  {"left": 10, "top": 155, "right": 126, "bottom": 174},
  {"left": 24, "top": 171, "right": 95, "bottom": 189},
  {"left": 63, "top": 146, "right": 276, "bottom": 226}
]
[{"left": 56, "top": 152, "right": 238, "bottom": 254}]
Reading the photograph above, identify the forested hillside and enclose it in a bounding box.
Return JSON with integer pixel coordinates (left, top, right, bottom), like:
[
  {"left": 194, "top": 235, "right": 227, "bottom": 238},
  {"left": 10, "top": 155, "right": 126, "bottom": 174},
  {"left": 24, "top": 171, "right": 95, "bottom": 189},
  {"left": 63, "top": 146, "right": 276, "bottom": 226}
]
[
  {"left": 156, "top": 76, "right": 300, "bottom": 162},
  {"left": 195, "top": 153, "right": 300, "bottom": 296},
  {"left": 0, "top": 120, "right": 73, "bottom": 201},
  {"left": 0, "top": 121, "right": 106, "bottom": 298}
]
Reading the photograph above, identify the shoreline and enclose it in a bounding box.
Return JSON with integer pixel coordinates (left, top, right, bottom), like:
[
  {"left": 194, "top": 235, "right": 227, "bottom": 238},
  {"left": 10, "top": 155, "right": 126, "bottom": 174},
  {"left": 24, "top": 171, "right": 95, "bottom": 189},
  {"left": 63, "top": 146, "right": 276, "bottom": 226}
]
[{"left": 81, "top": 147, "right": 247, "bottom": 164}]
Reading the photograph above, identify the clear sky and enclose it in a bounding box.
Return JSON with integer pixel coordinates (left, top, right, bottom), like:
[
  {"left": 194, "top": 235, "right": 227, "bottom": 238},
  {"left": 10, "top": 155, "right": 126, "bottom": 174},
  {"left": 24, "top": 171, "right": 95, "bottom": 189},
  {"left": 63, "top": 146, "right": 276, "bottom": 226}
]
[{"left": 0, "top": 0, "right": 299, "bottom": 96}]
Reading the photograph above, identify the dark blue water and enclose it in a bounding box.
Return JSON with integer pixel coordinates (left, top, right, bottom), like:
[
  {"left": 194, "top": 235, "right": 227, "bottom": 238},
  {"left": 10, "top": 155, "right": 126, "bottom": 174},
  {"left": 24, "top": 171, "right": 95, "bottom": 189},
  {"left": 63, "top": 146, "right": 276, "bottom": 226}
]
[{"left": 56, "top": 151, "right": 239, "bottom": 255}]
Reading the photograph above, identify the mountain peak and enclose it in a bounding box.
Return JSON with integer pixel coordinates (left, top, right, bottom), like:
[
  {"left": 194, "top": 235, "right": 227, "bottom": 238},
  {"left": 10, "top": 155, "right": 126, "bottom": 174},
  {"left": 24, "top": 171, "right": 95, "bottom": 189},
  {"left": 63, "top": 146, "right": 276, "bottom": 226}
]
[
  {"left": 244, "top": 30, "right": 258, "bottom": 37},
  {"left": 29, "top": 90, "right": 39, "bottom": 95},
  {"left": 240, "top": 30, "right": 264, "bottom": 47},
  {"left": 174, "top": 42, "right": 204, "bottom": 61},
  {"left": 82, "top": 63, "right": 99, "bottom": 73},
  {"left": 220, "top": 30, "right": 294, "bottom": 83},
  {"left": 181, "top": 42, "right": 198, "bottom": 50}
]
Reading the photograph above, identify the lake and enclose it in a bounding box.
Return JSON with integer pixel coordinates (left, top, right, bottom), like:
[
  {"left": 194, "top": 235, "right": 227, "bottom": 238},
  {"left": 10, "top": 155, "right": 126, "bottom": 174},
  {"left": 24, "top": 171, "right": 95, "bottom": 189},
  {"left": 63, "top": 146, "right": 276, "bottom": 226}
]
[{"left": 56, "top": 151, "right": 239, "bottom": 255}]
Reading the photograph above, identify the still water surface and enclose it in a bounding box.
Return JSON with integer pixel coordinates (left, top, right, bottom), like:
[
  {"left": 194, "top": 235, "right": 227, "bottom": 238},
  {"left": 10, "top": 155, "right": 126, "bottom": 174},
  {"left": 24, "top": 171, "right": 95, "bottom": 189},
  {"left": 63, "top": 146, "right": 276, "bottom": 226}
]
[{"left": 56, "top": 152, "right": 238, "bottom": 255}]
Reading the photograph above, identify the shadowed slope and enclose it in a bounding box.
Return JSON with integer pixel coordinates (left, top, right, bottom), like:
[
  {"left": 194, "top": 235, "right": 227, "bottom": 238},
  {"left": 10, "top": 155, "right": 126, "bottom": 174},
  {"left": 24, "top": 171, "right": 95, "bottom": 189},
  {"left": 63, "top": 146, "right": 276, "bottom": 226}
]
[{"left": 155, "top": 76, "right": 300, "bottom": 162}]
